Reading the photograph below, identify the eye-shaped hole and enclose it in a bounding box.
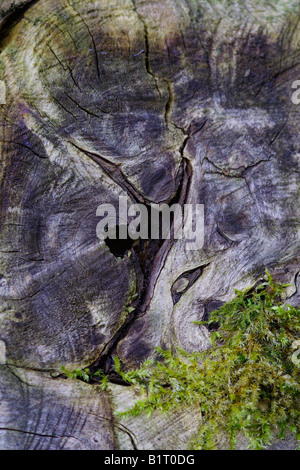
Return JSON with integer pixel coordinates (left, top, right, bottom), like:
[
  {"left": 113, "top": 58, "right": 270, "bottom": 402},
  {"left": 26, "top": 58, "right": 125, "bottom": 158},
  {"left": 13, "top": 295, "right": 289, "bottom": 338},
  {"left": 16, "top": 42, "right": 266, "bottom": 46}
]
[
  {"left": 171, "top": 264, "right": 209, "bottom": 305},
  {"left": 172, "top": 277, "right": 189, "bottom": 294},
  {"left": 104, "top": 225, "right": 135, "bottom": 258}
]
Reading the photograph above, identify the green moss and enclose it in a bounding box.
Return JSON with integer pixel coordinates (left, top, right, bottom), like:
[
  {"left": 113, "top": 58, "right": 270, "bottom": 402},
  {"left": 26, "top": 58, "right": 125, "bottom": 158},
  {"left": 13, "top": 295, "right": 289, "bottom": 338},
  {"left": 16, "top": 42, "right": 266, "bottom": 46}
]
[
  {"left": 113, "top": 271, "right": 300, "bottom": 450},
  {"left": 62, "top": 271, "right": 299, "bottom": 449},
  {"left": 61, "top": 365, "right": 109, "bottom": 390}
]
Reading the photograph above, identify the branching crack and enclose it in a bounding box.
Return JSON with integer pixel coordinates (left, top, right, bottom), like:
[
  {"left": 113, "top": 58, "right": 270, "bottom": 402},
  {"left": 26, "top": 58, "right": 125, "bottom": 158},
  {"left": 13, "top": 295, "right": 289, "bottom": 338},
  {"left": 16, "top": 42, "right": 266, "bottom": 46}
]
[
  {"left": 69, "top": 141, "right": 146, "bottom": 204},
  {"left": 130, "top": 0, "right": 162, "bottom": 100},
  {"left": 89, "top": 132, "right": 193, "bottom": 375},
  {"left": 115, "top": 423, "right": 138, "bottom": 450},
  {"left": 203, "top": 154, "right": 272, "bottom": 179},
  {"left": 48, "top": 44, "right": 82, "bottom": 92},
  {"left": 66, "top": 0, "right": 101, "bottom": 81}
]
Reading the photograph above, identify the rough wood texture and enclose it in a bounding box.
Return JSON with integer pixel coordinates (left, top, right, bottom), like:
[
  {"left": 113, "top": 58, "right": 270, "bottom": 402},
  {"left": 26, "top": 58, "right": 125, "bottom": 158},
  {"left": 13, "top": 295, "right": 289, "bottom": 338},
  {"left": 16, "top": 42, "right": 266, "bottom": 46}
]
[
  {"left": 110, "top": 383, "right": 203, "bottom": 450},
  {"left": 0, "top": 365, "right": 115, "bottom": 449},
  {"left": 0, "top": 0, "right": 299, "bottom": 450}
]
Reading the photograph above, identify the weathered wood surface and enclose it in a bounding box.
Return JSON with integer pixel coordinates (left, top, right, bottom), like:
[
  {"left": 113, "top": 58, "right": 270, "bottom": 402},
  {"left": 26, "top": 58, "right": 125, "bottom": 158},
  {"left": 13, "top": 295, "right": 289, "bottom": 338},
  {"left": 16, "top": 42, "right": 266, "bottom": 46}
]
[
  {"left": 0, "top": 365, "right": 115, "bottom": 449},
  {"left": 0, "top": 0, "right": 299, "bottom": 449}
]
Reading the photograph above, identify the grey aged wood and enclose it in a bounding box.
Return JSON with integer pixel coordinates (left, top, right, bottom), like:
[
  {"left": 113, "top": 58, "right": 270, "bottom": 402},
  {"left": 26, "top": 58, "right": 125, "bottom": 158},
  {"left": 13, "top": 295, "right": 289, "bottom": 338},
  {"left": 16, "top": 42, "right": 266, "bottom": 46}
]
[{"left": 0, "top": 0, "right": 299, "bottom": 449}]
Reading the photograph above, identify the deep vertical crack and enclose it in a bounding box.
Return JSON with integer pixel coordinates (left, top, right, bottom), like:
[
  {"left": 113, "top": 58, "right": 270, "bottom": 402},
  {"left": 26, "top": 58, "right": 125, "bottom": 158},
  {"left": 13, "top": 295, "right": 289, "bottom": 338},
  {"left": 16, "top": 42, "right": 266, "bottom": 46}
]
[
  {"left": 81, "top": 132, "right": 193, "bottom": 375},
  {"left": 131, "top": 0, "right": 162, "bottom": 99},
  {"left": 164, "top": 79, "right": 174, "bottom": 127},
  {"left": 64, "top": 4, "right": 194, "bottom": 375},
  {"left": 66, "top": 0, "right": 101, "bottom": 81}
]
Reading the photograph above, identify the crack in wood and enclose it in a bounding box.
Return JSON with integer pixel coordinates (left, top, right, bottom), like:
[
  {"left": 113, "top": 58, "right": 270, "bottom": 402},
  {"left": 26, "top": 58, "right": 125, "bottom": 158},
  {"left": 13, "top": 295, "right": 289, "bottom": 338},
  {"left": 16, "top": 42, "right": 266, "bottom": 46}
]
[
  {"left": 80, "top": 132, "right": 194, "bottom": 376},
  {"left": 130, "top": 0, "right": 162, "bottom": 100},
  {"left": 64, "top": 92, "right": 101, "bottom": 118},
  {"left": 66, "top": 0, "right": 101, "bottom": 81},
  {"left": 48, "top": 45, "right": 82, "bottom": 92},
  {"left": 0, "top": 0, "right": 40, "bottom": 51},
  {"left": 69, "top": 141, "right": 146, "bottom": 204}
]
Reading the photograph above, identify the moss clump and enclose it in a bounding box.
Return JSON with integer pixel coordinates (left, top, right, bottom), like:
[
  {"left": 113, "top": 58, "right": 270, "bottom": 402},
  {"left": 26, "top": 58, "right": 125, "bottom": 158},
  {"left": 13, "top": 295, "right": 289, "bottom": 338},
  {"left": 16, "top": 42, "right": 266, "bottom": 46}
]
[
  {"left": 60, "top": 365, "right": 109, "bottom": 390},
  {"left": 114, "top": 271, "right": 300, "bottom": 450}
]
